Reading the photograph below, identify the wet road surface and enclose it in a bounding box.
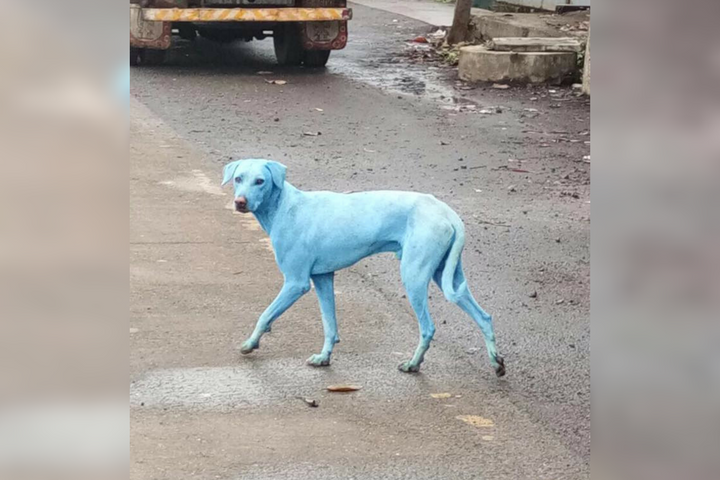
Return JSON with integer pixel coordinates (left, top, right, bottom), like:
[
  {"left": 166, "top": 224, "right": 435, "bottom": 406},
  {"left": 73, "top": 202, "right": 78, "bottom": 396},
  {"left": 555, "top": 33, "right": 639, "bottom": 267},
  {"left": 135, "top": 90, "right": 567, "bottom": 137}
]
[{"left": 131, "top": 4, "right": 590, "bottom": 479}]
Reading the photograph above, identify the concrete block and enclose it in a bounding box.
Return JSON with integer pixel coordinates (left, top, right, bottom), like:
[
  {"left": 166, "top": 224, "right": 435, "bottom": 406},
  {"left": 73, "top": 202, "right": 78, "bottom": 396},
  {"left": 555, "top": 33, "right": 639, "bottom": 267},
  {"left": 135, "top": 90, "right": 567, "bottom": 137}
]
[
  {"left": 487, "top": 37, "right": 583, "bottom": 52},
  {"left": 458, "top": 45, "right": 576, "bottom": 84},
  {"left": 582, "top": 28, "right": 590, "bottom": 95},
  {"left": 469, "top": 13, "right": 562, "bottom": 42}
]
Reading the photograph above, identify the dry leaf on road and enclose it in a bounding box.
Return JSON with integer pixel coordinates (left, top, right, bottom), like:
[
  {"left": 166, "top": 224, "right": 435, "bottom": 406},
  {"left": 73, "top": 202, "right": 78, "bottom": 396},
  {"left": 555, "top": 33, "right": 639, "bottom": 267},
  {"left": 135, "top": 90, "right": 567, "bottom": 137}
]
[{"left": 327, "top": 385, "right": 362, "bottom": 392}]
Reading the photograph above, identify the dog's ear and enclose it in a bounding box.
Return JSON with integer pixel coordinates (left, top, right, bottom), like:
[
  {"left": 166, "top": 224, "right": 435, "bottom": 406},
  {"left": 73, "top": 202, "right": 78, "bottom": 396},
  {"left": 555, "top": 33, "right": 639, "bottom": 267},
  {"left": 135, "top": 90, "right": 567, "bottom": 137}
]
[
  {"left": 221, "top": 160, "right": 241, "bottom": 186},
  {"left": 264, "top": 161, "right": 287, "bottom": 189}
]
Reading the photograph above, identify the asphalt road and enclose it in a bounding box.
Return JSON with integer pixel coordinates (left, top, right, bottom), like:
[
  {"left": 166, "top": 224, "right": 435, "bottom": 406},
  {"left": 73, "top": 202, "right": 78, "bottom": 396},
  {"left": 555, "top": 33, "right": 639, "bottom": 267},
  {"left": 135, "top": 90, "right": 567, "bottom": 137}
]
[{"left": 131, "top": 4, "right": 590, "bottom": 479}]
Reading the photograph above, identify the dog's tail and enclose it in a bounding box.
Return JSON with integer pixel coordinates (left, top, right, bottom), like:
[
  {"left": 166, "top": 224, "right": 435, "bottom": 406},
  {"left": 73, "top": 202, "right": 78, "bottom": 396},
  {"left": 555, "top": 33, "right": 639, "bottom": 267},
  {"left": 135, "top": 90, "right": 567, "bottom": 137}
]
[{"left": 440, "top": 217, "right": 467, "bottom": 302}]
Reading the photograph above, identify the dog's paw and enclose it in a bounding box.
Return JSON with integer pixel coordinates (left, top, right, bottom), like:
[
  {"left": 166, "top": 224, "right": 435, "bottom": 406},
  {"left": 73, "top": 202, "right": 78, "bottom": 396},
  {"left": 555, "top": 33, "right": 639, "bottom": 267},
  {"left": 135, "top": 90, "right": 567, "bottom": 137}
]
[
  {"left": 240, "top": 339, "right": 259, "bottom": 355},
  {"left": 493, "top": 355, "right": 506, "bottom": 377},
  {"left": 398, "top": 361, "right": 421, "bottom": 373},
  {"left": 306, "top": 354, "right": 331, "bottom": 367}
]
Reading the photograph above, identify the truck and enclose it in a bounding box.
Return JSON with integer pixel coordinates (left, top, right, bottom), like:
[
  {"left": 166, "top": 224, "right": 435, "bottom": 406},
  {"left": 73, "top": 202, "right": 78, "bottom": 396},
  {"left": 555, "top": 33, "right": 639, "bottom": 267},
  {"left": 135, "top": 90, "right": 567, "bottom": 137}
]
[{"left": 130, "top": 0, "right": 352, "bottom": 67}]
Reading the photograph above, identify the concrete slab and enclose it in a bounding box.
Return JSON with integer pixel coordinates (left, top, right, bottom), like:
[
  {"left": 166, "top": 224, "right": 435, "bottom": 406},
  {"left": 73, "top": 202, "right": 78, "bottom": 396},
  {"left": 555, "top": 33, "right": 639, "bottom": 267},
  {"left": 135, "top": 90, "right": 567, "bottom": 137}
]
[
  {"left": 470, "top": 12, "right": 560, "bottom": 41},
  {"left": 487, "top": 36, "right": 583, "bottom": 52},
  {"left": 469, "top": 11, "right": 589, "bottom": 42},
  {"left": 582, "top": 27, "right": 590, "bottom": 94},
  {"left": 458, "top": 45, "right": 576, "bottom": 83},
  {"left": 350, "top": 0, "right": 491, "bottom": 27}
]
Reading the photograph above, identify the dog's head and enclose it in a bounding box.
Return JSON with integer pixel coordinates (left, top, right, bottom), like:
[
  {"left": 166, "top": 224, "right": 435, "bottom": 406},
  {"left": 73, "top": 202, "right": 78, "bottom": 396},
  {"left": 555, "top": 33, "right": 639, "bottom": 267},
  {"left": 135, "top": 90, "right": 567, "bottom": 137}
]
[{"left": 221, "top": 159, "right": 287, "bottom": 213}]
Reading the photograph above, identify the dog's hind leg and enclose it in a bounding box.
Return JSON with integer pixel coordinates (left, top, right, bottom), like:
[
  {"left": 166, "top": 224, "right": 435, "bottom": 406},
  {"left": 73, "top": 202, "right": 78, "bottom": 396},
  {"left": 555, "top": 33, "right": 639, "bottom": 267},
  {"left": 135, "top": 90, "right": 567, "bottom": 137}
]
[
  {"left": 397, "top": 243, "right": 445, "bottom": 373},
  {"left": 434, "top": 266, "right": 505, "bottom": 377},
  {"left": 240, "top": 279, "right": 311, "bottom": 355},
  {"left": 307, "top": 272, "right": 339, "bottom": 367}
]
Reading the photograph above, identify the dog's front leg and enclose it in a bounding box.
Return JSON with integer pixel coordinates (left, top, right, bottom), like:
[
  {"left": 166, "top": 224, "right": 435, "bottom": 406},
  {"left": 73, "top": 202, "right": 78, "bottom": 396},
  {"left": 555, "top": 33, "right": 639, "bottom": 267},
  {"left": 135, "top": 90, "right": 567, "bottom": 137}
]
[
  {"left": 307, "top": 272, "right": 339, "bottom": 367},
  {"left": 240, "top": 280, "right": 311, "bottom": 354}
]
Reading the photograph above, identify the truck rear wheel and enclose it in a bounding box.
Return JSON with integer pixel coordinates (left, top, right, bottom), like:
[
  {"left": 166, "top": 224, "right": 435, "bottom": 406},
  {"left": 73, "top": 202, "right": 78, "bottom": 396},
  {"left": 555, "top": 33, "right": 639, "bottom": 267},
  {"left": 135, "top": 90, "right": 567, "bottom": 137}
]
[
  {"left": 273, "top": 24, "right": 303, "bottom": 66},
  {"left": 303, "top": 50, "right": 331, "bottom": 68}
]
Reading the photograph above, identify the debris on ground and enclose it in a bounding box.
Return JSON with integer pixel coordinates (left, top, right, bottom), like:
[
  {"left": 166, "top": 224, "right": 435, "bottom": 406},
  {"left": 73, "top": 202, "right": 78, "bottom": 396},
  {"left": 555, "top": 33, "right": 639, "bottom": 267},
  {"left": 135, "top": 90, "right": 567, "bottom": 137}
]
[
  {"left": 298, "top": 397, "right": 319, "bottom": 407},
  {"left": 265, "top": 79, "right": 287, "bottom": 85},
  {"left": 492, "top": 83, "right": 510, "bottom": 89},
  {"left": 429, "top": 29, "right": 447, "bottom": 40},
  {"left": 529, "top": 291, "right": 538, "bottom": 298},
  {"left": 327, "top": 385, "right": 362, "bottom": 392},
  {"left": 256, "top": 71, "right": 273, "bottom": 75},
  {"left": 430, "top": 393, "right": 453, "bottom": 399},
  {"left": 437, "top": 42, "right": 468, "bottom": 66},
  {"left": 303, "top": 131, "right": 321, "bottom": 136},
  {"left": 456, "top": 415, "right": 495, "bottom": 428}
]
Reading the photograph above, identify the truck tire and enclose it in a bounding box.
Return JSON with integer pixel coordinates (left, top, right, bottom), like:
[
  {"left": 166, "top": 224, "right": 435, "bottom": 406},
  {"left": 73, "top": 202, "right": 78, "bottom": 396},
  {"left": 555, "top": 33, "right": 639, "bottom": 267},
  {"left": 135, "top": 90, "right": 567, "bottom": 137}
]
[
  {"left": 303, "top": 50, "right": 331, "bottom": 68},
  {"left": 131, "top": 48, "right": 167, "bottom": 66},
  {"left": 274, "top": 24, "right": 303, "bottom": 66}
]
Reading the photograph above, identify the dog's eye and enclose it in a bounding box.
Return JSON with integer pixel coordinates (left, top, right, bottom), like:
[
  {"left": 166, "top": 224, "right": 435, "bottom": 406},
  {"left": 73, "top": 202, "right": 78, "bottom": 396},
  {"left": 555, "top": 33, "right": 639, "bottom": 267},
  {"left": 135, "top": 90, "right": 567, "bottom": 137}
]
[
  {"left": 234, "top": 176, "right": 243, "bottom": 183},
  {"left": 255, "top": 178, "right": 265, "bottom": 186}
]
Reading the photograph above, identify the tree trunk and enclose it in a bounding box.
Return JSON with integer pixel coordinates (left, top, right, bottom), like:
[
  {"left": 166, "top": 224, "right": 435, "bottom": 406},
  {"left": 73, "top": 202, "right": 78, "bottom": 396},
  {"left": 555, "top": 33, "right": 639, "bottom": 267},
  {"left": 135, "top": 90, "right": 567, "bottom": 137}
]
[{"left": 447, "top": 0, "right": 473, "bottom": 45}]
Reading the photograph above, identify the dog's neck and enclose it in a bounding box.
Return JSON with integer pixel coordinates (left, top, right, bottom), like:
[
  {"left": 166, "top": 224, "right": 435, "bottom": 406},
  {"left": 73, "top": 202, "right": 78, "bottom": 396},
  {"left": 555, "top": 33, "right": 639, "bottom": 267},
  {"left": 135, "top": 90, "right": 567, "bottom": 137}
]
[{"left": 252, "top": 182, "right": 299, "bottom": 234}]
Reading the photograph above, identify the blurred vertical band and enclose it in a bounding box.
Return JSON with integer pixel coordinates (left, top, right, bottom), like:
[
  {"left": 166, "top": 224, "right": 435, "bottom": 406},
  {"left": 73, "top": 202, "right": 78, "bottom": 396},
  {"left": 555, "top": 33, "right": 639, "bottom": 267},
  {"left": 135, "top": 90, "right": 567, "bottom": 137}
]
[
  {"left": 594, "top": 1, "right": 720, "bottom": 479},
  {"left": 0, "top": 1, "right": 128, "bottom": 479}
]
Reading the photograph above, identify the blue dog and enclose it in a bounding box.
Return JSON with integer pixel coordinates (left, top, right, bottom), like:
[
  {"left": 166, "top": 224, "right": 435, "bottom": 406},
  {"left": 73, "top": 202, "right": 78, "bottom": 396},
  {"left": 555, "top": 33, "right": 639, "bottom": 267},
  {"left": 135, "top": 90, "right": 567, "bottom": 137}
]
[{"left": 222, "top": 159, "right": 505, "bottom": 377}]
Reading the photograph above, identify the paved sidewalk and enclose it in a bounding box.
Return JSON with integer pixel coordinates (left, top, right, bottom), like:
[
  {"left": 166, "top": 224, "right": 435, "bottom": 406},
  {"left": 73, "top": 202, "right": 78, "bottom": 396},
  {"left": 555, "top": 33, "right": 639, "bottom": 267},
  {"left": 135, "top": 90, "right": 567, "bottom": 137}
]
[{"left": 351, "top": 0, "right": 490, "bottom": 27}]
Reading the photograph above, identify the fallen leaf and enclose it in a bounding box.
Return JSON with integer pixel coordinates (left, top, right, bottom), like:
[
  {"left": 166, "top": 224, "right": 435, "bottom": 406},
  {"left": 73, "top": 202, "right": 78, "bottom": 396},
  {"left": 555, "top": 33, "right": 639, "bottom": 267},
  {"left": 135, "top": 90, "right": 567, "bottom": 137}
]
[
  {"left": 411, "top": 36, "right": 428, "bottom": 43},
  {"left": 327, "top": 385, "right": 362, "bottom": 392},
  {"left": 456, "top": 415, "right": 495, "bottom": 428},
  {"left": 430, "top": 393, "right": 453, "bottom": 399}
]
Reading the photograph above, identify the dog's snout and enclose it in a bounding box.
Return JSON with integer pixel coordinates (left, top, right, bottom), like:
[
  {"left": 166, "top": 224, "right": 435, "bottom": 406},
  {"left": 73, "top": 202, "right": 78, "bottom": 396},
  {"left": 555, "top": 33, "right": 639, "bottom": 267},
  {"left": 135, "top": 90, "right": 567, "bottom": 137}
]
[{"left": 235, "top": 197, "right": 248, "bottom": 211}]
